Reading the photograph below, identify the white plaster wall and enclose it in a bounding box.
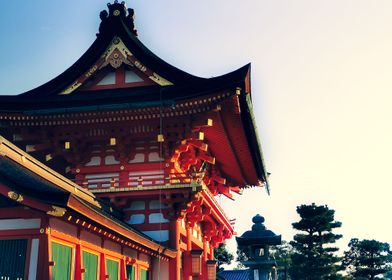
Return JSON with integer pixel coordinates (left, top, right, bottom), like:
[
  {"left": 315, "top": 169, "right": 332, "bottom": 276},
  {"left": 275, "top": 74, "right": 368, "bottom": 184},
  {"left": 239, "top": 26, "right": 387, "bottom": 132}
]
[
  {"left": 0, "top": 218, "right": 40, "bottom": 230},
  {"left": 127, "top": 214, "right": 145, "bottom": 225},
  {"left": 85, "top": 156, "right": 101, "bottom": 166},
  {"left": 28, "top": 238, "right": 39, "bottom": 280},
  {"left": 149, "top": 213, "right": 169, "bottom": 224},
  {"left": 142, "top": 230, "right": 169, "bottom": 242}
]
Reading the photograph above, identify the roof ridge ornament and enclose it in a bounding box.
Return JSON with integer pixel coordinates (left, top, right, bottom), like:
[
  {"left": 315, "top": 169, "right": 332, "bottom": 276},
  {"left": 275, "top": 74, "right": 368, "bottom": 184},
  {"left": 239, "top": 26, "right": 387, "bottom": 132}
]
[{"left": 98, "top": 1, "right": 138, "bottom": 36}]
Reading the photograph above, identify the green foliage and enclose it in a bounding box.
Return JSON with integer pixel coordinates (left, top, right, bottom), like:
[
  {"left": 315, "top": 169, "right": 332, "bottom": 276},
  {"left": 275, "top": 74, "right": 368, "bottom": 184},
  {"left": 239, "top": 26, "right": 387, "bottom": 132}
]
[
  {"left": 342, "top": 238, "right": 392, "bottom": 279},
  {"left": 214, "top": 243, "right": 234, "bottom": 272},
  {"left": 236, "top": 241, "right": 294, "bottom": 279},
  {"left": 235, "top": 246, "right": 249, "bottom": 269},
  {"left": 271, "top": 241, "right": 294, "bottom": 280},
  {"left": 289, "top": 203, "right": 342, "bottom": 280}
]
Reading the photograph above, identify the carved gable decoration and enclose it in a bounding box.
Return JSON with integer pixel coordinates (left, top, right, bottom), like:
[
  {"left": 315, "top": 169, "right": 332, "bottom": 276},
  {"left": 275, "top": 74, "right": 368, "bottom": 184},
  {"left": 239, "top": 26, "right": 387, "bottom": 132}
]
[{"left": 60, "top": 37, "right": 172, "bottom": 95}]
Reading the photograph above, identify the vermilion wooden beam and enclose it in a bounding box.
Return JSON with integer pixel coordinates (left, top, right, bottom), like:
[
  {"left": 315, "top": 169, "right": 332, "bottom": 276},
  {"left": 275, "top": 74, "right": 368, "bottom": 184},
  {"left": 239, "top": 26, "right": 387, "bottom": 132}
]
[{"left": 0, "top": 183, "right": 57, "bottom": 214}]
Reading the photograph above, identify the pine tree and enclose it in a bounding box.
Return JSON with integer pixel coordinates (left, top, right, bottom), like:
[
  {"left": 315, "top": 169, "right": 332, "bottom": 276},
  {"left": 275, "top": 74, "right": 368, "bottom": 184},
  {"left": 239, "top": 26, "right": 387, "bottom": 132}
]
[
  {"left": 235, "top": 246, "right": 249, "bottom": 269},
  {"left": 271, "top": 241, "right": 294, "bottom": 280},
  {"left": 214, "top": 243, "right": 234, "bottom": 272},
  {"left": 289, "top": 203, "right": 342, "bottom": 280},
  {"left": 342, "top": 238, "right": 392, "bottom": 279}
]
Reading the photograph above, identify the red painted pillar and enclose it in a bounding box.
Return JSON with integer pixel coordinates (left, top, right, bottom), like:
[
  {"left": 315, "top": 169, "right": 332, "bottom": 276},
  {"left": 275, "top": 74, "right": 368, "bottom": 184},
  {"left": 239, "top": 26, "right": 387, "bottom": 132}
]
[
  {"left": 120, "top": 258, "right": 126, "bottom": 280},
  {"left": 202, "top": 239, "right": 208, "bottom": 280},
  {"left": 183, "top": 226, "right": 192, "bottom": 280},
  {"left": 37, "top": 220, "right": 50, "bottom": 280},
  {"left": 169, "top": 219, "right": 181, "bottom": 280},
  {"left": 119, "top": 158, "right": 128, "bottom": 188},
  {"left": 74, "top": 243, "right": 82, "bottom": 280},
  {"left": 100, "top": 252, "right": 107, "bottom": 280}
]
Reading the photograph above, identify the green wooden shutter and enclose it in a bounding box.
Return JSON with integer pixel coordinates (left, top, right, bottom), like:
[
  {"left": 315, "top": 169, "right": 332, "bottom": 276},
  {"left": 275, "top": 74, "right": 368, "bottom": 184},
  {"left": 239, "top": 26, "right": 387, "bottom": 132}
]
[
  {"left": 52, "top": 242, "right": 72, "bottom": 280},
  {"left": 126, "top": 265, "right": 135, "bottom": 280},
  {"left": 83, "top": 251, "right": 98, "bottom": 280},
  {"left": 0, "top": 239, "right": 27, "bottom": 279},
  {"left": 106, "top": 259, "right": 119, "bottom": 280},
  {"left": 140, "top": 269, "right": 148, "bottom": 280}
]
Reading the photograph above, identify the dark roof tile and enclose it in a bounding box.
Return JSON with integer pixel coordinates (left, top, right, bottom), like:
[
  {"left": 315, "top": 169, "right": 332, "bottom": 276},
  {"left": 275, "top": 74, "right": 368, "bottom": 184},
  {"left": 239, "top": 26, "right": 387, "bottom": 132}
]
[{"left": 218, "top": 269, "right": 251, "bottom": 280}]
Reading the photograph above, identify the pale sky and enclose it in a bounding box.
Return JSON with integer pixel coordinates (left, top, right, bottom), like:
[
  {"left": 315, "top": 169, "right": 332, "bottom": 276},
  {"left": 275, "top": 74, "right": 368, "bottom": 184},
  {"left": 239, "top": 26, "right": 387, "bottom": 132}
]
[{"left": 1, "top": 0, "right": 392, "bottom": 261}]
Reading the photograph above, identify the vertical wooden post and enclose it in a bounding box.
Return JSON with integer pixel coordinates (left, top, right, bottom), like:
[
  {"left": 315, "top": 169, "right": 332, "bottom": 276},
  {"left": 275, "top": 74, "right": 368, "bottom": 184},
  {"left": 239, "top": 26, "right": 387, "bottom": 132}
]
[
  {"left": 169, "top": 219, "right": 181, "bottom": 280},
  {"left": 182, "top": 226, "right": 192, "bottom": 280},
  {"left": 37, "top": 218, "right": 50, "bottom": 280},
  {"left": 202, "top": 239, "right": 209, "bottom": 280},
  {"left": 119, "top": 164, "right": 128, "bottom": 189},
  {"left": 74, "top": 243, "right": 82, "bottom": 280},
  {"left": 100, "top": 252, "right": 106, "bottom": 280},
  {"left": 120, "top": 258, "right": 126, "bottom": 280}
]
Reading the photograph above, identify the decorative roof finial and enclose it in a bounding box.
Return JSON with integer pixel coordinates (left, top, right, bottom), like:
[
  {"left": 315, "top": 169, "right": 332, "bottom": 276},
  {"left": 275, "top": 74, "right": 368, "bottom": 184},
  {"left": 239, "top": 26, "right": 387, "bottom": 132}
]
[
  {"left": 98, "top": 1, "right": 138, "bottom": 36},
  {"left": 252, "top": 214, "right": 266, "bottom": 231},
  {"left": 126, "top": 8, "right": 137, "bottom": 36}
]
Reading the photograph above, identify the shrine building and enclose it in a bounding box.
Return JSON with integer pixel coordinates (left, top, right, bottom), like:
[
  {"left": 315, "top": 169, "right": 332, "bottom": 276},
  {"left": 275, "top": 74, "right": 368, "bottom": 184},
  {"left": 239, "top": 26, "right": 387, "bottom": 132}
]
[{"left": 0, "top": 2, "right": 269, "bottom": 280}]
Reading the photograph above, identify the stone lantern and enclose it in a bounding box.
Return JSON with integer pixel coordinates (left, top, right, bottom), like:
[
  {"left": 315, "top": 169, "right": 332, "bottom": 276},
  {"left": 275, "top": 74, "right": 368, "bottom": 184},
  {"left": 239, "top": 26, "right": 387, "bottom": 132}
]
[{"left": 236, "top": 214, "right": 282, "bottom": 280}]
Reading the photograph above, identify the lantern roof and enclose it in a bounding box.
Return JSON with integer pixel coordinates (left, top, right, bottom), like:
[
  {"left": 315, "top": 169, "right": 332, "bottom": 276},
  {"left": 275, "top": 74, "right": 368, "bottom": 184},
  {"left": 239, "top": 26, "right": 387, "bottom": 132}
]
[{"left": 236, "top": 214, "right": 281, "bottom": 246}]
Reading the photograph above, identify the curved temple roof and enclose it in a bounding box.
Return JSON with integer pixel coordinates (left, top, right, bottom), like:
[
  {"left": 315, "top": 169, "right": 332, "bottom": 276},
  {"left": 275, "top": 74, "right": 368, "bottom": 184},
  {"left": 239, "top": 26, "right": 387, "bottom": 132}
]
[
  {"left": 6, "top": 1, "right": 250, "bottom": 101},
  {"left": 0, "top": 1, "right": 269, "bottom": 191}
]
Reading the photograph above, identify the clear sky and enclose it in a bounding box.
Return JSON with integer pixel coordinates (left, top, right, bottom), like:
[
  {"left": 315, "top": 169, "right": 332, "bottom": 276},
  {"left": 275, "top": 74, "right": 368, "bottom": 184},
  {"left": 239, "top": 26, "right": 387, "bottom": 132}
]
[{"left": 1, "top": 0, "right": 392, "bottom": 261}]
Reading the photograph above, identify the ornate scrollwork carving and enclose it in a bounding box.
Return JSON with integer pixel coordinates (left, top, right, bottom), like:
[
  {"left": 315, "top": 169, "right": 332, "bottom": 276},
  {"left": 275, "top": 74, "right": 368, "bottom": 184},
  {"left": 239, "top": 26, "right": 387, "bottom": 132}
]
[
  {"left": 7, "top": 191, "right": 23, "bottom": 202},
  {"left": 47, "top": 206, "right": 67, "bottom": 217}
]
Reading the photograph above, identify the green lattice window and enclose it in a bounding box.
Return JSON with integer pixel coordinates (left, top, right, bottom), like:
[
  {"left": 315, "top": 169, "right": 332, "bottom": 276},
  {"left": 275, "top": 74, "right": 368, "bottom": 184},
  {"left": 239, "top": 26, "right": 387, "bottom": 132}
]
[
  {"left": 83, "top": 251, "right": 98, "bottom": 280},
  {"left": 126, "top": 265, "right": 135, "bottom": 280},
  {"left": 52, "top": 242, "right": 72, "bottom": 280},
  {"left": 106, "top": 259, "right": 119, "bottom": 280},
  {"left": 0, "top": 239, "right": 28, "bottom": 279},
  {"left": 140, "top": 269, "right": 149, "bottom": 280}
]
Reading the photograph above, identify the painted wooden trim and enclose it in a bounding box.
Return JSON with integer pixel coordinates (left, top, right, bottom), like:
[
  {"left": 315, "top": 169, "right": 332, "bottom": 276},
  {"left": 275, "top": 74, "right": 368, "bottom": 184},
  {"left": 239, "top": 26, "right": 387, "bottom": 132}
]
[
  {"left": 0, "top": 218, "right": 40, "bottom": 230},
  {"left": 0, "top": 206, "right": 46, "bottom": 220},
  {"left": 0, "top": 229, "right": 40, "bottom": 237},
  {"left": 51, "top": 229, "right": 80, "bottom": 245},
  {"left": 28, "top": 238, "right": 39, "bottom": 280},
  {"left": 66, "top": 195, "right": 176, "bottom": 258}
]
